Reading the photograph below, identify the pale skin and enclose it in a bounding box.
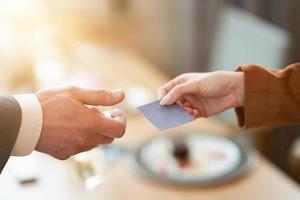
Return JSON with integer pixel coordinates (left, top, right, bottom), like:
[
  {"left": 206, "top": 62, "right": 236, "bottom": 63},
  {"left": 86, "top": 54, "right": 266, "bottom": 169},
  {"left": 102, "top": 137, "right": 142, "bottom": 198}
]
[
  {"left": 158, "top": 72, "right": 245, "bottom": 118},
  {"left": 35, "top": 86, "right": 126, "bottom": 160}
]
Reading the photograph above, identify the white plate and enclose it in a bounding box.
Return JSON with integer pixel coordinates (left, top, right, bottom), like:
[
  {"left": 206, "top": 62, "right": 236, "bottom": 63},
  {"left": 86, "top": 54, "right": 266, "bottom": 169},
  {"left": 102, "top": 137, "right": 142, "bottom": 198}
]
[{"left": 133, "top": 132, "right": 258, "bottom": 186}]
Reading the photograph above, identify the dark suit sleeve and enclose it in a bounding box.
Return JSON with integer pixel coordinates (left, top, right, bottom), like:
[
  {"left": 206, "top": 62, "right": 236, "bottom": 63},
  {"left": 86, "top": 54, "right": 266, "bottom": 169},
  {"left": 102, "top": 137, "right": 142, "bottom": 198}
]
[{"left": 0, "top": 96, "right": 21, "bottom": 173}]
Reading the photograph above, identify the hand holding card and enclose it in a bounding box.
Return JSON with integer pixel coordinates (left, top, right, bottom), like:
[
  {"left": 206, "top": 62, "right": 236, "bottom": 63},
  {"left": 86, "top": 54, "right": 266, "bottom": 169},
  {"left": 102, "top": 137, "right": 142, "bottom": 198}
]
[{"left": 137, "top": 100, "right": 195, "bottom": 131}]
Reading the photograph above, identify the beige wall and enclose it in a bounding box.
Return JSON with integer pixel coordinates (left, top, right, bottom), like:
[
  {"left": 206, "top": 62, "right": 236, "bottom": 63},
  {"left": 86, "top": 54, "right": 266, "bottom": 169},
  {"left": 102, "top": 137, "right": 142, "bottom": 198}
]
[{"left": 104, "top": 0, "right": 195, "bottom": 75}]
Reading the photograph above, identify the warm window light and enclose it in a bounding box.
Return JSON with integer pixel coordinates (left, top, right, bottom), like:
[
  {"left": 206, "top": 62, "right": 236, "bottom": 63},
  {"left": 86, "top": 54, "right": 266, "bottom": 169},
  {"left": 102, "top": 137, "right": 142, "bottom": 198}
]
[
  {"left": 0, "top": 0, "right": 107, "bottom": 91},
  {"left": 0, "top": 25, "right": 14, "bottom": 49},
  {"left": 0, "top": 0, "right": 44, "bottom": 21},
  {"left": 0, "top": 0, "right": 47, "bottom": 51},
  {"left": 34, "top": 59, "right": 67, "bottom": 88}
]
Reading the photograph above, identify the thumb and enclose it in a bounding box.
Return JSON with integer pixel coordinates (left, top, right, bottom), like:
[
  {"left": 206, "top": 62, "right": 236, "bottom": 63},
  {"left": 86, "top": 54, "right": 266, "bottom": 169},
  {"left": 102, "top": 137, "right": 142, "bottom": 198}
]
[
  {"left": 160, "top": 82, "right": 194, "bottom": 105},
  {"left": 74, "top": 88, "right": 125, "bottom": 106}
]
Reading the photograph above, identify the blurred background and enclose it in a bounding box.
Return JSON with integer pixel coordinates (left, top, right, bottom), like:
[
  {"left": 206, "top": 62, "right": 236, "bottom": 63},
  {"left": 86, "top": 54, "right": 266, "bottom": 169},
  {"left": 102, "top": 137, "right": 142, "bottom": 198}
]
[{"left": 1, "top": 0, "right": 300, "bottom": 199}]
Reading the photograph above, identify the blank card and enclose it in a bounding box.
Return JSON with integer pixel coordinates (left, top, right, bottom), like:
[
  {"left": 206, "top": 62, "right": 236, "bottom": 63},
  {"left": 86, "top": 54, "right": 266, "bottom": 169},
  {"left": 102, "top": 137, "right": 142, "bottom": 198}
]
[{"left": 137, "top": 100, "right": 195, "bottom": 131}]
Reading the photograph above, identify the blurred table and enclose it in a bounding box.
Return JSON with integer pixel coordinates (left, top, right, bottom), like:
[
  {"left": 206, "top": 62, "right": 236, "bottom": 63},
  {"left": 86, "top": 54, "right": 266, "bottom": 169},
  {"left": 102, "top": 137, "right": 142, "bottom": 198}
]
[{"left": 1, "top": 45, "right": 300, "bottom": 200}]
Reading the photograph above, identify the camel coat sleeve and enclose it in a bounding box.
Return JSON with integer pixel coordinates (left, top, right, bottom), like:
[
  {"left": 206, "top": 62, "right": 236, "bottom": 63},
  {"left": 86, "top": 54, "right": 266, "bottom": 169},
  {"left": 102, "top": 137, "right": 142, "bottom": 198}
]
[{"left": 235, "top": 63, "right": 300, "bottom": 128}]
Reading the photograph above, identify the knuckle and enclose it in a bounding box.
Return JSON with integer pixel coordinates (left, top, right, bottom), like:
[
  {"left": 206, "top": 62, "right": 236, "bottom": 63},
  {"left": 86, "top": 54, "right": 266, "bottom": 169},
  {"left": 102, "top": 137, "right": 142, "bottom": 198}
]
[
  {"left": 181, "top": 74, "right": 190, "bottom": 82},
  {"left": 66, "top": 86, "right": 80, "bottom": 96},
  {"left": 158, "top": 87, "right": 167, "bottom": 97},
  {"left": 178, "top": 73, "right": 187, "bottom": 79},
  {"left": 177, "top": 74, "right": 187, "bottom": 81},
  {"left": 67, "top": 86, "right": 79, "bottom": 93},
  {"left": 97, "top": 89, "right": 108, "bottom": 101}
]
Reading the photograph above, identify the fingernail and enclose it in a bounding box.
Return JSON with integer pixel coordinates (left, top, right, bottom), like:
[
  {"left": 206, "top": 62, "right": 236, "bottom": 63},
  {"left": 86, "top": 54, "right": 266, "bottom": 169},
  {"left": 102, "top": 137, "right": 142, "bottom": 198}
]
[
  {"left": 112, "top": 89, "right": 123, "bottom": 99},
  {"left": 160, "top": 94, "right": 171, "bottom": 105},
  {"left": 111, "top": 108, "right": 123, "bottom": 117},
  {"left": 111, "top": 108, "right": 126, "bottom": 124}
]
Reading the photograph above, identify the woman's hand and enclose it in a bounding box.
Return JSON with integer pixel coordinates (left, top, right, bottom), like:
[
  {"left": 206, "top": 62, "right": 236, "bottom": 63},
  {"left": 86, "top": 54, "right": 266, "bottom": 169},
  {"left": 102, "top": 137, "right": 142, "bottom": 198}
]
[{"left": 158, "top": 72, "right": 244, "bottom": 118}]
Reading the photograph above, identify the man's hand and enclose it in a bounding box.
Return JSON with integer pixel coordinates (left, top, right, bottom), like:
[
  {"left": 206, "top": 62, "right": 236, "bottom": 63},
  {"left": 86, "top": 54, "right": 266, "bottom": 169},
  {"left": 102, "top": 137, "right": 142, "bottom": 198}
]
[
  {"left": 158, "top": 72, "right": 244, "bottom": 118},
  {"left": 35, "top": 86, "right": 126, "bottom": 160}
]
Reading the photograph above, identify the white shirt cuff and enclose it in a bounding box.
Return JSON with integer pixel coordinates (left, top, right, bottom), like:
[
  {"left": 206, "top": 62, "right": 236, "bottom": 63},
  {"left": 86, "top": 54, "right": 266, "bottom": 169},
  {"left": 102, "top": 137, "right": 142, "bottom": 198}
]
[{"left": 11, "top": 94, "right": 43, "bottom": 156}]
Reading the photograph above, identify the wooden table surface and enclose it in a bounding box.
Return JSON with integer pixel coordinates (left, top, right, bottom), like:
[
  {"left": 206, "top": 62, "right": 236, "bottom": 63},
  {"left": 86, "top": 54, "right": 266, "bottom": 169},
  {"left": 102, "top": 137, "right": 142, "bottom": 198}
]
[{"left": 1, "top": 44, "right": 299, "bottom": 200}]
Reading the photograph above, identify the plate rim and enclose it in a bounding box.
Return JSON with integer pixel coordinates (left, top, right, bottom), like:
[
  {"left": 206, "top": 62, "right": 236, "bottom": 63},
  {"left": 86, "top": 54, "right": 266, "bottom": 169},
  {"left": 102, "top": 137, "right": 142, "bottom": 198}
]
[{"left": 132, "top": 132, "right": 259, "bottom": 187}]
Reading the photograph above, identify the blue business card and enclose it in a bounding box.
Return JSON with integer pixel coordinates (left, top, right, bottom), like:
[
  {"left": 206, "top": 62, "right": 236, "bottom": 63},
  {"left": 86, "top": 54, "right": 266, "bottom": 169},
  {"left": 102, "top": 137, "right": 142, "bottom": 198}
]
[{"left": 137, "top": 100, "right": 195, "bottom": 131}]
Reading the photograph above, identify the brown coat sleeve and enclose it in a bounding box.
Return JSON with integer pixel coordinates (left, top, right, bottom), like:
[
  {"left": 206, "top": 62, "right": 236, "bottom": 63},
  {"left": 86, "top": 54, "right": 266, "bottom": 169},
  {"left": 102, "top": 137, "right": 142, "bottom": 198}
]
[{"left": 235, "top": 63, "right": 300, "bottom": 128}]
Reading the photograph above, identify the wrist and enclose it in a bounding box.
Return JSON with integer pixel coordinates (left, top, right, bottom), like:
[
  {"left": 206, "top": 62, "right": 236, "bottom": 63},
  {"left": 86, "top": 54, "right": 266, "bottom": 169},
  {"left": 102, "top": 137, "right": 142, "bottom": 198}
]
[{"left": 234, "top": 72, "right": 245, "bottom": 107}]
